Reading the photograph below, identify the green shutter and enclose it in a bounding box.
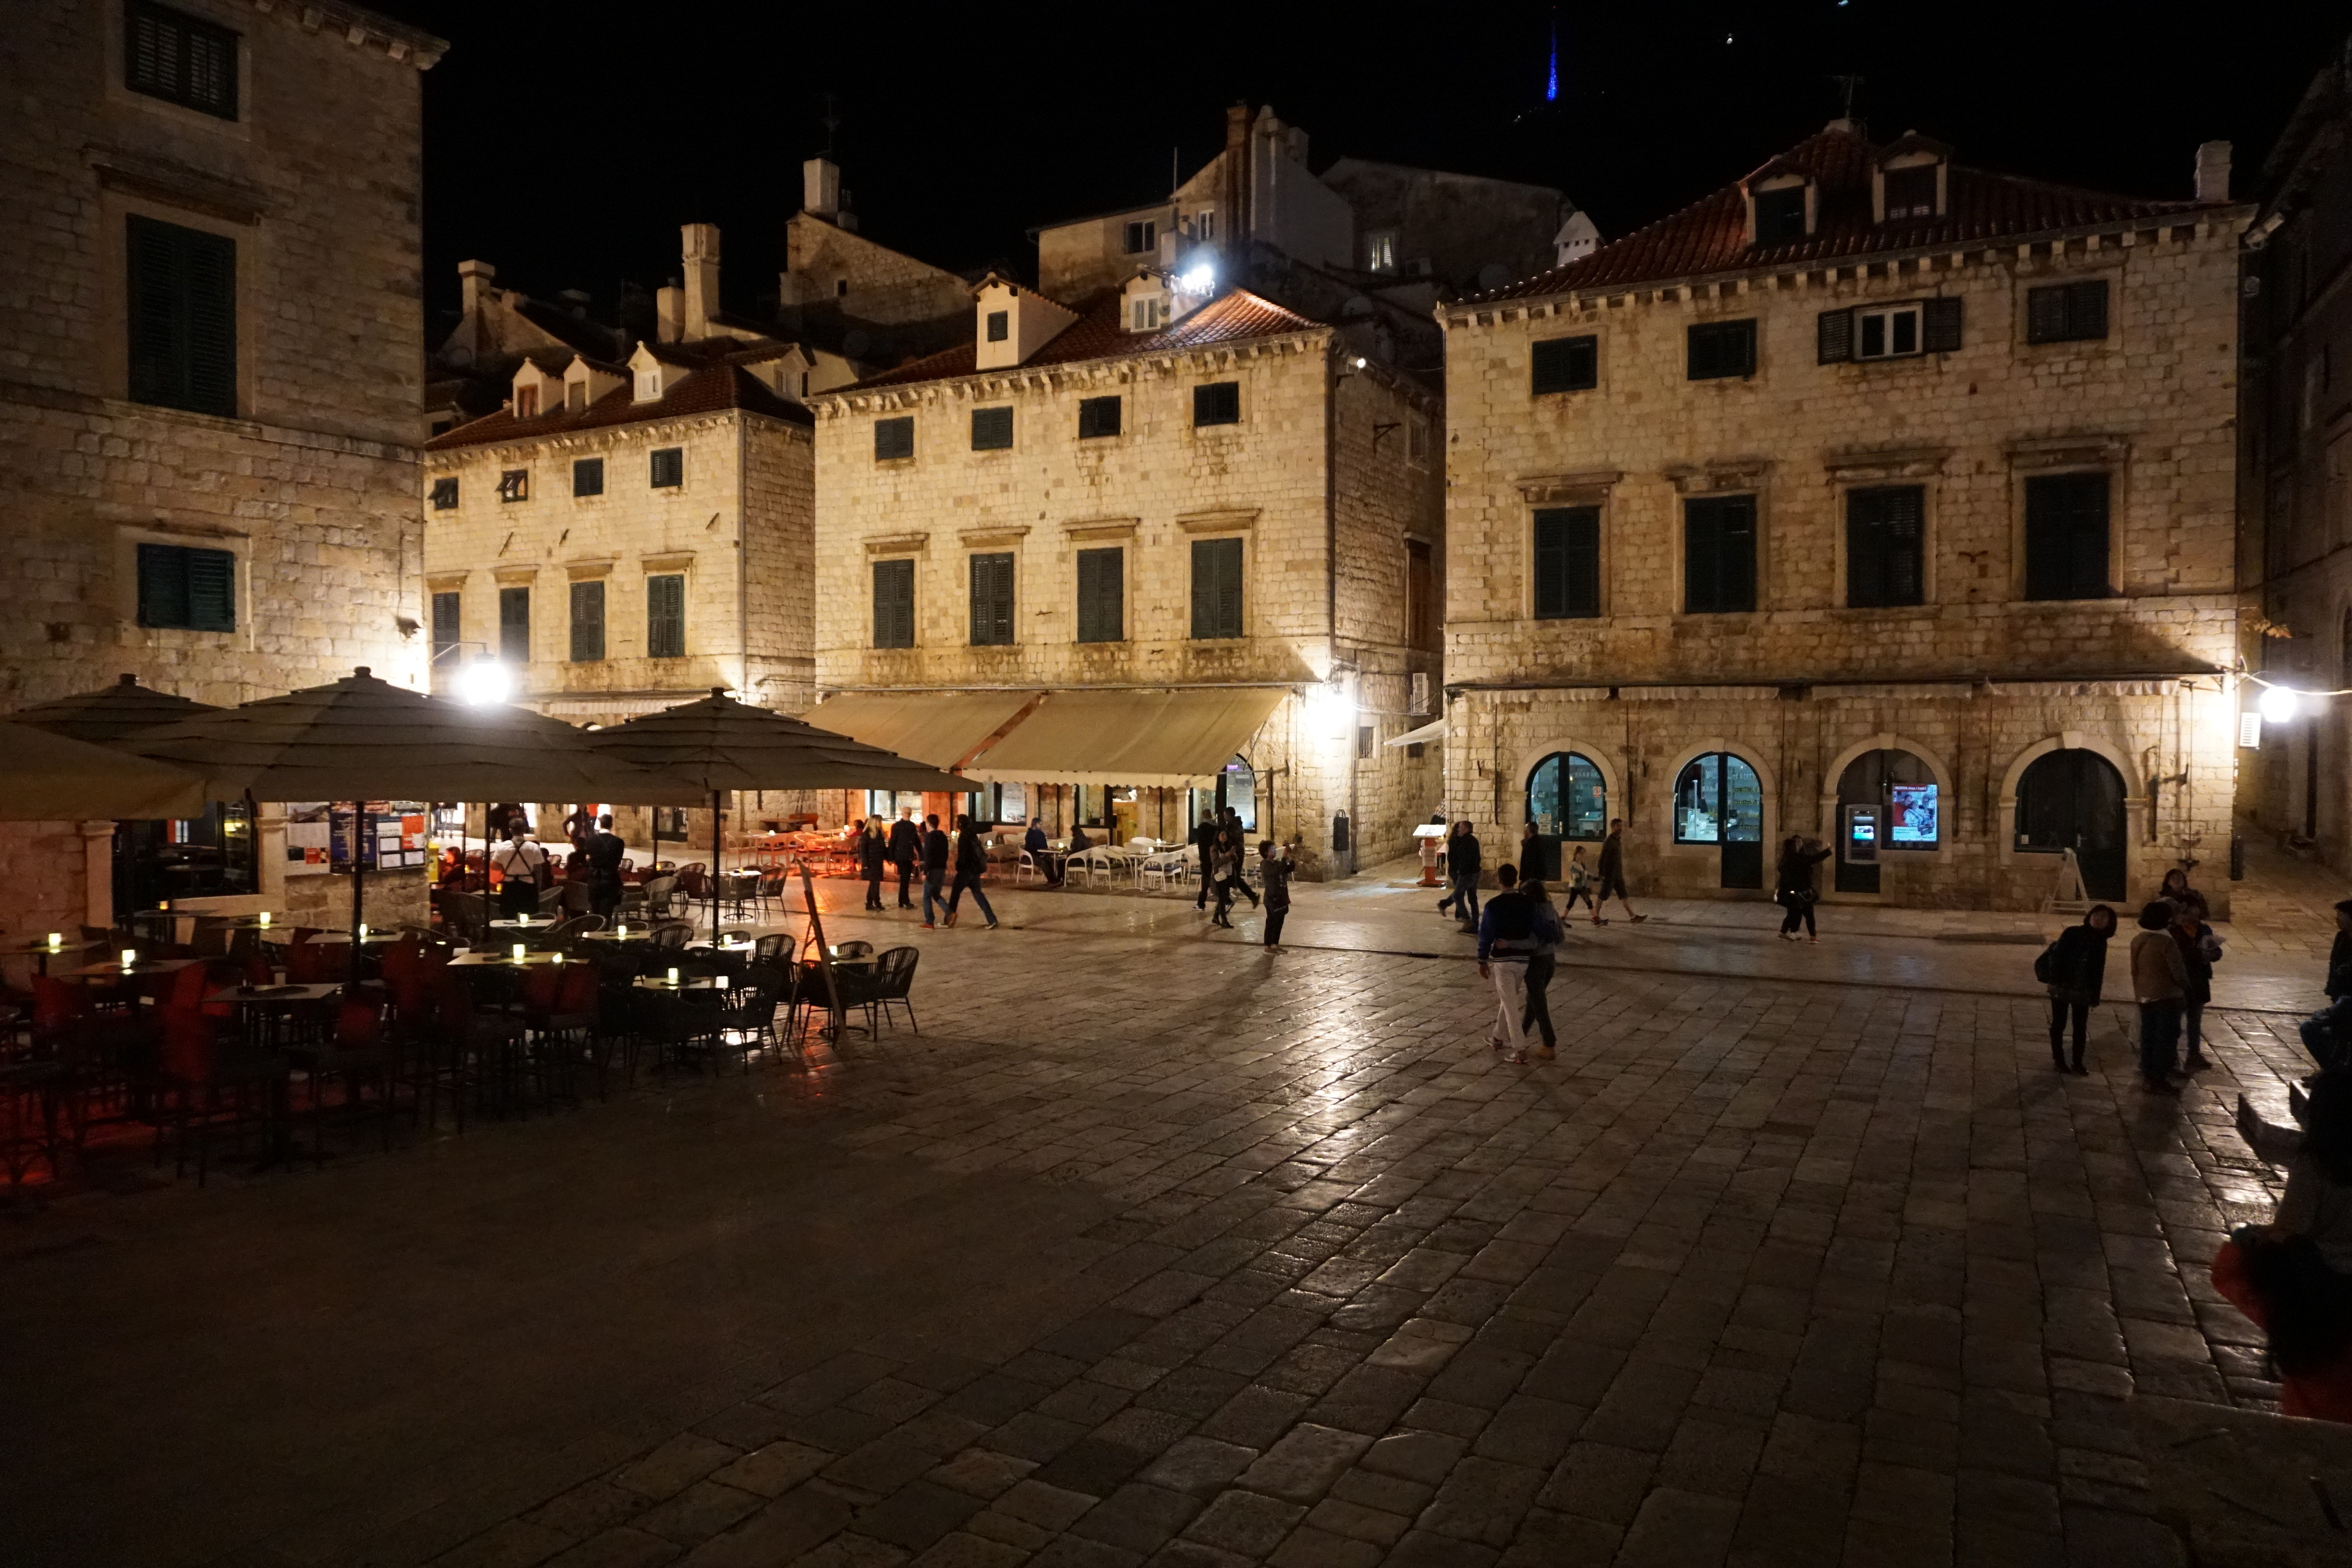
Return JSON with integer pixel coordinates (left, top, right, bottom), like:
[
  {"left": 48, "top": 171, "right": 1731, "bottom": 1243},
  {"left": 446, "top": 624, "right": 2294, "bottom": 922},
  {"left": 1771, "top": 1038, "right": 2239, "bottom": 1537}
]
[
  {"left": 499, "top": 586, "right": 530, "bottom": 663},
  {"left": 1922, "top": 296, "right": 1962, "bottom": 353},
  {"left": 1077, "top": 547, "right": 1123, "bottom": 642},
  {"left": 647, "top": 574, "right": 686, "bottom": 657},
  {"left": 136, "top": 543, "right": 187, "bottom": 628},
  {"left": 1685, "top": 496, "right": 1757, "bottom": 613},
  {"left": 968, "top": 553, "right": 1014, "bottom": 646},
  {"left": 872, "top": 559, "right": 914, "bottom": 648},
  {"left": 1817, "top": 309, "right": 1853, "bottom": 363},
  {"left": 1191, "top": 538, "right": 1244, "bottom": 638},
  {"left": 185, "top": 547, "right": 235, "bottom": 630},
  {"left": 127, "top": 216, "right": 235, "bottom": 416},
  {"left": 570, "top": 580, "right": 606, "bottom": 661}
]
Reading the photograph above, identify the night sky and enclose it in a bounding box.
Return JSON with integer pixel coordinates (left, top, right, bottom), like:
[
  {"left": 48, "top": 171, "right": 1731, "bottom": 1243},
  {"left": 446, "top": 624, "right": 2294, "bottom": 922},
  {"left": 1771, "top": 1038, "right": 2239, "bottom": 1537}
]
[{"left": 372, "top": 1, "right": 2344, "bottom": 336}]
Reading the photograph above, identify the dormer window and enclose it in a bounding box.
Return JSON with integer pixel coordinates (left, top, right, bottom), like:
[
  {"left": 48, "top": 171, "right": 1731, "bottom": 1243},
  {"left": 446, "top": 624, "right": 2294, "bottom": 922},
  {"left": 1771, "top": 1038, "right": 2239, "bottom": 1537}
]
[
  {"left": 1884, "top": 166, "right": 1937, "bottom": 219},
  {"left": 1131, "top": 296, "right": 1165, "bottom": 332},
  {"left": 1874, "top": 136, "right": 1952, "bottom": 223},
  {"left": 1752, "top": 184, "right": 1809, "bottom": 243},
  {"left": 636, "top": 370, "right": 660, "bottom": 400},
  {"left": 515, "top": 385, "right": 538, "bottom": 418},
  {"left": 985, "top": 310, "right": 1009, "bottom": 343}
]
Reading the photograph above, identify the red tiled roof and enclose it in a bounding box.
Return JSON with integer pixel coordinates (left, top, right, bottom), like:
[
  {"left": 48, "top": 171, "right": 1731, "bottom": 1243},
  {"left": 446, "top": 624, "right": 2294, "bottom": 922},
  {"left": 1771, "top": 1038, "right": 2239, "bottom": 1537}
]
[
  {"left": 837, "top": 288, "right": 1324, "bottom": 392},
  {"left": 425, "top": 360, "right": 808, "bottom": 450},
  {"left": 1481, "top": 125, "right": 2221, "bottom": 303}
]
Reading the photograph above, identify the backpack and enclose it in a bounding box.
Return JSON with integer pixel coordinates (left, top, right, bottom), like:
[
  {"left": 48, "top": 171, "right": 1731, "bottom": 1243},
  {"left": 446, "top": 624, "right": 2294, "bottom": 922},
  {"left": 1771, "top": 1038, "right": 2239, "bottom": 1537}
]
[{"left": 2033, "top": 940, "right": 2058, "bottom": 985}]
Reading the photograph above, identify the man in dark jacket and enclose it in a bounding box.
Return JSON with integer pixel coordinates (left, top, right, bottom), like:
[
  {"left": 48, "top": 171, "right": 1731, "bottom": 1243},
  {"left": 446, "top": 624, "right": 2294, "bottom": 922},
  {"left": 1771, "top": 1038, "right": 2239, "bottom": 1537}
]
[
  {"left": 1438, "top": 821, "right": 1481, "bottom": 930},
  {"left": 920, "top": 814, "right": 950, "bottom": 928},
  {"left": 584, "top": 814, "right": 626, "bottom": 918},
  {"left": 888, "top": 808, "right": 922, "bottom": 909},
  {"left": 1477, "top": 864, "right": 1561, "bottom": 1064},
  {"left": 944, "top": 814, "right": 999, "bottom": 929},
  {"left": 1192, "top": 813, "right": 1221, "bottom": 911},
  {"left": 2040, "top": 904, "right": 2114, "bottom": 1073},
  {"left": 2329, "top": 901, "right": 2352, "bottom": 1001},
  {"left": 1593, "top": 819, "right": 1647, "bottom": 925}
]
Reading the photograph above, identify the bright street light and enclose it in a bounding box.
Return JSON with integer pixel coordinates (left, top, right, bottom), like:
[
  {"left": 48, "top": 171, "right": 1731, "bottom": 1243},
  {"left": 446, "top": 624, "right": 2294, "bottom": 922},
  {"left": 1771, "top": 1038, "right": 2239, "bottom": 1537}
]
[
  {"left": 457, "top": 658, "right": 512, "bottom": 706},
  {"left": 2258, "top": 684, "right": 2301, "bottom": 724},
  {"left": 1179, "top": 263, "right": 1214, "bottom": 293}
]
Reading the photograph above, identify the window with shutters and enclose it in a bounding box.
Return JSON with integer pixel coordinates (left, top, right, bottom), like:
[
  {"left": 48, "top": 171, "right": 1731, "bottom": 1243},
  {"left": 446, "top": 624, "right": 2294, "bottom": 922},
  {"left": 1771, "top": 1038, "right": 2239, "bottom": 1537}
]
[
  {"left": 1078, "top": 396, "right": 1121, "bottom": 439},
  {"left": 971, "top": 406, "right": 1013, "bottom": 450},
  {"left": 569, "top": 580, "right": 606, "bottom": 662},
  {"left": 1122, "top": 220, "right": 1157, "bottom": 255},
  {"left": 1683, "top": 496, "right": 1758, "bottom": 614},
  {"left": 1819, "top": 298, "right": 1961, "bottom": 362},
  {"left": 1190, "top": 537, "right": 1244, "bottom": 639},
  {"left": 430, "top": 591, "right": 460, "bottom": 661},
  {"left": 1193, "top": 382, "right": 1241, "bottom": 427},
  {"left": 2022, "top": 473, "right": 2112, "bottom": 600},
  {"left": 2025, "top": 280, "right": 2110, "bottom": 344},
  {"left": 1857, "top": 303, "right": 1922, "bottom": 359},
  {"left": 126, "top": 216, "right": 235, "bottom": 416},
  {"left": 1406, "top": 539, "right": 1436, "bottom": 646},
  {"left": 498, "top": 587, "right": 530, "bottom": 663},
  {"left": 871, "top": 559, "right": 915, "bottom": 648},
  {"left": 136, "top": 543, "right": 235, "bottom": 631},
  {"left": 649, "top": 447, "right": 683, "bottom": 488},
  {"left": 1532, "top": 506, "right": 1601, "bottom": 619},
  {"left": 1846, "top": 486, "right": 1925, "bottom": 607},
  {"left": 1752, "top": 185, "right": 1808, "bottom": 242},
  {"left": 646, "top": 573, "right": 686, "bottom": 658},
  {"left": 1531, "top": 335, "right": 1598, "bottom": 395},
  {"left": 572, "top": 458, "right": 603, "bottom": 497},
  {"left": 1883, "top": 165, "right": 1938, "bottom": 219},
  {"left": 1686, "top": 319, "right": 1756, "bottom": 380},
  {"left": 874, "top": 416, "right": 914, "bottom": 461},
  {"left": 429, "top": 477, "right": 459, "bottom": 510},
  {"left": 1076, "top": 547, "right": 1124, "bottom": 643},
  {"left": 968, "top": 553, "right": 1015, "bottom": 646},
  {"left": 497, "top": 469, "right": 527, "bottom": 503},
  {"left": 514, "top": 385, "right": 539, "bottom": 419},
  {"left": 984, "top": 310, "right": 1008, "bottom": 343},
  {"left": 125, "top": 1, "right": 239, "bottom": 119}
]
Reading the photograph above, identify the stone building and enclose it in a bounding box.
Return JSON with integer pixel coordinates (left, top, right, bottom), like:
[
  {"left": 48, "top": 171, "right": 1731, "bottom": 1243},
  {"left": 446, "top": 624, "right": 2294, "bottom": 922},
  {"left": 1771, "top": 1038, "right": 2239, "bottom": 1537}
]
[
  {"left": 1441, "top": 120, "right": 2250, "bottom": 910},
  {"left": 0, "top": 0, "right": 441, "bottom": 932},
  {"left": 803, "top": 272, "right": 1444, "bottom": 874},
  {"left": 2243, "top": 37, "right": 2352, "bottom": 868}
]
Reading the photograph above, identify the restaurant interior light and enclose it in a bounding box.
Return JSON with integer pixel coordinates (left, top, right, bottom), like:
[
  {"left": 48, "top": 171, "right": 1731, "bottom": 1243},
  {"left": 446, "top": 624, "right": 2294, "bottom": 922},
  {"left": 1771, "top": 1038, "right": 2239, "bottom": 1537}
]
[
  {"left": 457, "top": 658, "right": 512, "bottom": 706},
  {"left": 2259, "top": 684, "right": 2301, "bottom": 724}
]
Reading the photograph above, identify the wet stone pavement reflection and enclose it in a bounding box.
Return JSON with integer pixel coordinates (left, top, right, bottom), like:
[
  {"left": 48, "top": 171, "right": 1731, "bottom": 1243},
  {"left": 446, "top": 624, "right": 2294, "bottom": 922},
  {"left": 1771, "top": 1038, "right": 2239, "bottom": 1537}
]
[{"left": 1, "top": 877, "right": 2340, "bottom": 1567}]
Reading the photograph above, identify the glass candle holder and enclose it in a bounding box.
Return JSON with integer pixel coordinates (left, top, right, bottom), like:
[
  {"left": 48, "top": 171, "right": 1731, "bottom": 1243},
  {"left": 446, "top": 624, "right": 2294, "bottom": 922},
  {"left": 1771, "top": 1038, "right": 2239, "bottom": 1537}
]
[
  {"left": 666, "top": 967, "right": 679, "bottom": 984},
  {"left": 512, "top": 944, "right": 526, "bottom": 961},
  {"left": 119, "top": 948, "right": 136, "bottom": 969}
]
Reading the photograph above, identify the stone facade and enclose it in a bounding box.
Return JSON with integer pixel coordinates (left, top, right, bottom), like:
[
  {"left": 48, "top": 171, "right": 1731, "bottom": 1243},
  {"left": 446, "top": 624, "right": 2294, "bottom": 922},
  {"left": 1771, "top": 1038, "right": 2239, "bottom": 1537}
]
[
  {"left": 1442, "top": 122, "right": 2251, "bottom": 910},
  {"left": 806, "top": 287, "right": 1444, "bottom": 873},
  {"left": 2244, "top": 46, "right": 2352, "bottom": 872}
]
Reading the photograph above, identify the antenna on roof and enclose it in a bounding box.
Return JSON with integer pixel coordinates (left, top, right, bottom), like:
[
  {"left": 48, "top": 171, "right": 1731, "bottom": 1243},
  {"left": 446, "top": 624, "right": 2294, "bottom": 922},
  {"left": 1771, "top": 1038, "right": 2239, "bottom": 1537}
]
[
  {"left": 820, "top": 92, "right": 840, "bottom": 158},
  {"left": 1831, "top": 74, "right": 1863, "bottom": 123}
]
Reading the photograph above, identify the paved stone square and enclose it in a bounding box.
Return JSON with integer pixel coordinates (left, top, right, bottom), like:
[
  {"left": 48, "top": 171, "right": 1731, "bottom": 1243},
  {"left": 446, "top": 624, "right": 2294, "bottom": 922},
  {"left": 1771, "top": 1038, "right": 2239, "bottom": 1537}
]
[{"left": 2, "top": 861, "right": 2343, "bottom": 1568}]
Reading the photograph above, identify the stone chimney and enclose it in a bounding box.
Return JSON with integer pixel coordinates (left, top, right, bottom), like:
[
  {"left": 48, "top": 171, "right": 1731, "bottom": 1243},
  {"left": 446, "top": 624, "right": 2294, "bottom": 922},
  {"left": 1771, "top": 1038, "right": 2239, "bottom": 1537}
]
[
  {"left": 2196, "top": 141, "right": 2232, "bottom": 203},
  {"left": 458, "top": 259, "right": 496, "bottom": 318},
  {"left": 1225, "top": 103, "right": 1250, "bottom": 151},
  {"left": 803, "top": 157, "right": 841, "bottom": 220},
  {"left": 656, "top": 283, "right": 684, "bottom": 343},
  {"left": 681, "top": 223, "right": 720, "bottom": 339}
]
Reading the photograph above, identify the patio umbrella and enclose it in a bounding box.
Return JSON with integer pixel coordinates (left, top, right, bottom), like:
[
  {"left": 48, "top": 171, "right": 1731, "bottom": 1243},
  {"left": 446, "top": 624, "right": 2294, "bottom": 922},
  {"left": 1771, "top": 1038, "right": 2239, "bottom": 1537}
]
[
  {"left": 586, "top": 688, "right": 968, "bottom": 935},
  {"left": 9, "top": 673, "right": 223, "bottom": 745},
  {"left": 0, "top": 721, "right": 211, "bottom": 821},
  {"left": 127, "top": 667, "right": 687, "bottom": 960}
]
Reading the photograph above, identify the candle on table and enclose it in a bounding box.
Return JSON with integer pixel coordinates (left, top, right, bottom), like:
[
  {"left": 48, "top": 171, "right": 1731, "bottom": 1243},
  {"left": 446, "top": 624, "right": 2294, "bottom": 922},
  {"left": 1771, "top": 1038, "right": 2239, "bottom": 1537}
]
[
  {"left": 46, "top": 933, "right": 61, "bottom": 951},
  {"left": 258, "top": 911, "right": 270, "bottom": 928},
  {"left": 119, "top": 948, "right": 136, "bottom": 970},
  {"left": 666, "top": 967, "right": 679, "bottom": 984},
  {"left": 512, "top": 943, "right": 526, "bottom": 961}
]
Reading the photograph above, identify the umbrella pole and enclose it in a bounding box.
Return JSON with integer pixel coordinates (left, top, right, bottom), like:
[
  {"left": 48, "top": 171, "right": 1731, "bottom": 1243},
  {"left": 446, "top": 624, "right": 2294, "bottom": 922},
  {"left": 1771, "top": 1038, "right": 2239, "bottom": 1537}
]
[
  {"left": 711, "top": 788, "right": 722, "bottom": 939},
  {"left": 350, "top": 799, "right": 365, "bottom": 985},
  {"left": 481, "top": 803, "right": 492, "bottom": 941}
]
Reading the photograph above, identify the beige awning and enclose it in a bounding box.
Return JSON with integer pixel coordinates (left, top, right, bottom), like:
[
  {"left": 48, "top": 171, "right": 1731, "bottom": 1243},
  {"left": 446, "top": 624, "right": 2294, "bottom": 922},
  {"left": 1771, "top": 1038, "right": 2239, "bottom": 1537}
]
[
  {"left": 962, "top": 687, "right": 1288, "bottom": 788},
  {"left": 1384, "top": 717, "right": 1445, "bottom": 748},
  {"left": 799, "top": 691, "right": 1040, "bottom": 771}
]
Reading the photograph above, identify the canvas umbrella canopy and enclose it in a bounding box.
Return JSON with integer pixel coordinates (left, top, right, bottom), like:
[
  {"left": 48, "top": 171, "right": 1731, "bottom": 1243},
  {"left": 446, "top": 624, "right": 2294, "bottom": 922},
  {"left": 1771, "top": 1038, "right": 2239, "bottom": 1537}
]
[
  {"left": 0, "top": 721, "right": 211, "bottom": 821},
  {"left": 127, "top": 667, "right": 687, "bottom": 955},
  {"left": 9, "top": 673, "right": 224, "bottom": 745},
  {"left": 586, "top": 688, "right": 969, "bottom": 935}
]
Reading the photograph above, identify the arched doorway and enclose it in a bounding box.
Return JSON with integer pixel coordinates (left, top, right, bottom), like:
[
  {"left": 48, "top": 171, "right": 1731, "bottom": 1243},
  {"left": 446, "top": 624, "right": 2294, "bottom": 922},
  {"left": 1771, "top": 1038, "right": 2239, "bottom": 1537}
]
[
  {"left": 1834, "top": 748, "right": 1939, "bottom": 893},
  {"left": 1675, "top": 752, "right": 1765, "bottom": 888},
  {"left": 1524, "top": 751, "right": 1606, "bottom": 882},
  {"left": 1190, "top": 755, "right": 1256, "bottom": 834},
  {"left": 2015, "top": 749, "right": 2126, "bottom": 900}
]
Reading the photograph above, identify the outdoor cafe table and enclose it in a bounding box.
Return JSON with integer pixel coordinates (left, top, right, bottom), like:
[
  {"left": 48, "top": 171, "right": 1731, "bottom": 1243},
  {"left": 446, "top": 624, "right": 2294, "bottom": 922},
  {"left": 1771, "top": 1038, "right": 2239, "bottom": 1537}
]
[
  {"left": 205, "top": 914, "right": 290, "bottom": 931},
  {"left": 487, "top": 917, "right": 556, "bottom": 932},
  {"left": 577, "top": 929, "right": 653, "bottom": 945},
  {"left": 633, "top": 974, "right": 732, "bottom": 992},
  {"left": 1, "top": 937, "right": 102, "bottom": 977},
  {"left": 205, "top": 983, "right": 341, "bottom": 1048},
  {"left": 60, "top": 957, "right": 197, "bottom": 982},
  {"left": 449, "top": 951, "right": 565, "bottom": 968}
]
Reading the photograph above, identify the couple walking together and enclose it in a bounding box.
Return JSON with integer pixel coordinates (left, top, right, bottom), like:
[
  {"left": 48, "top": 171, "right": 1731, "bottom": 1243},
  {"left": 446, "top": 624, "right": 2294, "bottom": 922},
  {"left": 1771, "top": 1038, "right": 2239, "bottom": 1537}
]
[
  {"left": 1442, "top": 818, "right": 1644, "bottom": 931},
  {"left": 856, "top": 810, "right": 997, "bottom": 930}
]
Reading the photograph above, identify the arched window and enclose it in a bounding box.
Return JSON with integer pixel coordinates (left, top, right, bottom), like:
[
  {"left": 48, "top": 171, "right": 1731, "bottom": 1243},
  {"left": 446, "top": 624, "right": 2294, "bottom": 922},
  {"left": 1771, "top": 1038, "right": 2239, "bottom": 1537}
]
[
  {"left": 1525, "top": 753, "right": 1606, "bottom": 841},
  {"left": 1673, "top": 753, "right": 1762, "bottom": 845},
  {"left": 1224, "top": 755, "right": 1256, "bottom": 831},
  {"left": 1837, "top": 749, "right": 1939, "bottom": 848},
  {"left": 2015, "top": 748, "right": 2127, "bottom": 900}
]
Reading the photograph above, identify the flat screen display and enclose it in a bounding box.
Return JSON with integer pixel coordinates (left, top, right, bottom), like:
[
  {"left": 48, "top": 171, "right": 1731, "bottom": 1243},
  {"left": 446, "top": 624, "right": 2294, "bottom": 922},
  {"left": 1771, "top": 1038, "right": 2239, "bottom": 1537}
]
[{"left": 1890, "top": 784, "right": 1938, "bottom": 845}]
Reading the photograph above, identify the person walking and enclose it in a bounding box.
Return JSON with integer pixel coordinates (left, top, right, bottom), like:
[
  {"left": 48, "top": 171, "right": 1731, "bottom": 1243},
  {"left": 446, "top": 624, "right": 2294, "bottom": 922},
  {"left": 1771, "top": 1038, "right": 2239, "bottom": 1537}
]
[
  {"left": 888, "top": 808, "right": 921, "bottom": 910},
  {"left": 919, "top": 814, "right": 950, "bottom": 929},
  {"left": 1477, "top": 864, "right": 1558, "bottom": 1064},
  {"left": 2130, "top": 900, "right": 2190, "bottom": 1094},
  {"left": 1191, "top": 811, "right": 1221, "bottom": 912},
  {"left": 584, "top": 813, "right": 626, "bottom": 920},
  {"left": 944, "top": 814, "right": 1000, "bottom": 929},
  {"left": 1438, "top": 820, "right": 1482, "bottom": 930},
  {"left": 1775, "top": 835, "right": 1832, "bottom": 942},
  {"left": 2037, "top": 904, "right": 2115, "bottom": 1074},
  {"left": 1562, "top": 845, "right": 1597, "bottom": 918},
  {"left": 1207, "top": 833, "right": 1240, "bottom": 928},
  {"left": 1215, "top": 820, "right": 1259, "bottom": 915},
  {"left": 492, "top": 825, "right": 550, "bottom": 920},
  {"left": 1259, "top": 840, "right": 1294, "bottom": 950},
  {"left": 1593, "top": 819, "right": 1646, "bottom": 925},
  {"left": 2171, "top": 898, "right": 2220, "bottom": 1072},
  {"left": 859, "top": 815, "right": 888, "bottom": 911},
  {"left": 1519, "top": 877, "right": 1562, "bottom": 1055}
]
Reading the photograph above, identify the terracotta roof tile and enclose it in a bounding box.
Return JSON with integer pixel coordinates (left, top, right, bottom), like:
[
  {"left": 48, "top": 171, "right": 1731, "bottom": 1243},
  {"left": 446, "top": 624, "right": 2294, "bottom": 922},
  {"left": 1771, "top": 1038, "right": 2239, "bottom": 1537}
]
[
  {"left": 837, "top": 288, "right": 1323, "bottom": 392},
  {"left": 1481, "top": 125, "right": 2221, "bottom": 303},
  {"left": 425, "top": 361, "right": 808, "bottom": 451}
]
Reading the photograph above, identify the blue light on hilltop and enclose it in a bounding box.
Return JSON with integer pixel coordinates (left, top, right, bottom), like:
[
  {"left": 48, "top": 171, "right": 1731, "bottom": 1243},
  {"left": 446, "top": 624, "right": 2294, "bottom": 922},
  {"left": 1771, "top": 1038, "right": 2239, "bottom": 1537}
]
[{"left": 1545, "top": 21, "right": 1559, "bottom": 102}]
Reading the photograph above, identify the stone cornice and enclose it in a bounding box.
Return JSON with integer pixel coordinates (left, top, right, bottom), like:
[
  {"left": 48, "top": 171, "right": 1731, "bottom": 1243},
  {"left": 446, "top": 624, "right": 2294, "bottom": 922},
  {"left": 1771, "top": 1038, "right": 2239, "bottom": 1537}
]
[{"left": 247, "top": 0, "right": 449, "bottom": 69}]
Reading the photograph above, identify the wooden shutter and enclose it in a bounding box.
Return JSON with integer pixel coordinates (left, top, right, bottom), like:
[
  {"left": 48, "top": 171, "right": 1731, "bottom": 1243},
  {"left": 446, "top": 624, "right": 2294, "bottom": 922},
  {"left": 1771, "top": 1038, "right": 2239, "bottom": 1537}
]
[
  {"left": 1531, "top": 335, "right": 1597, "bottom": 394},
  {"left": 1846, "top": 486, "right": 1924, "bottom": 607},
  {"left": 1816, "top": 309, "right": 1853, "bottom": 363},
  {"left": 1922, "top": 296, "right": 1962, "bottom": 353},
  {"left": 1191, "top": 539, "right": 1243, "bottom": 638},
  {"left": 1078, "top": 396, "right": 1121, "bottom": 439},
  {"left": 1533, "top": 507, "right": 1599, "bottom": 617},
  {"left": 971, "top": 407, "right": 1013, "bottom": 450},
  {"left": 569, "top": 580, "right": 606, "bottom": 661},
  {"left": 1076, "top": 547, "right": 1122, "bottom": 642},
  {"left": 874, "top": 416, "right": 914, "bottom": 460},
  {"left": 127, "top": 216, "right": 235, "bottom": 416},
  {"left": 968, "top": 553, "right": 1014, "bottom": 646},
  {"left": 2024, "top": 474, "right": 2110, "bottom": 600},
  {"left": 871, "top": 559, "right": 914, "bottom": 648},
  {"left": 431, "top": 591, "right": 460, "bottom": 653},
  {"left": 136, "top": 543, "right": 188, "bottom": 628},
  {"left": 499, "top": 586, "right": 530, "bottom": 662},
  {"left": 1685, "top": 496, "right": 1756, "bottom": 613},
  {"left": 572, "top": 458, "right": 603, "bottom": 496},
  {"left": 2067, "top": 280, "right": 2109, "bottom": 340},
  {"left": 647, "top": 574, "right": 685, "bottom": 657},
  {"left": 185, "top": 547, "right": 234, "bottom": 631},
  {"left": 1194, "top": 383, "right": 1240, "bottom": 426},
  {"left": 126, "top": 2, "right": 238, "bottom": 118},
  {"left": 650, "top": 448, "right": 682, "bottom": 487}
]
